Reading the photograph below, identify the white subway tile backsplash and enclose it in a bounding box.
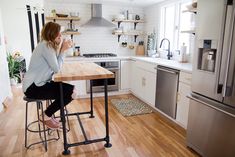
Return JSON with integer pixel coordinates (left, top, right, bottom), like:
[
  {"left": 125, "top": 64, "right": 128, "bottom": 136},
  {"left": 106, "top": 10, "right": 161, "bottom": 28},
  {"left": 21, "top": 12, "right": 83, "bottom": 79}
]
[{"left": 44, "top": 2, "right": 145, "bottom": 56}]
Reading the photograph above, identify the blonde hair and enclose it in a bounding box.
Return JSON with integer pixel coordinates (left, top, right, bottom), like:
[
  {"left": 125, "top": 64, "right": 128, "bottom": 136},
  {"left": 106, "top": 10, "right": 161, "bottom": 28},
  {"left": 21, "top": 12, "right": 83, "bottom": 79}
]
[{"left": 41, "top": 22, "right": 61, "bottom": 51}]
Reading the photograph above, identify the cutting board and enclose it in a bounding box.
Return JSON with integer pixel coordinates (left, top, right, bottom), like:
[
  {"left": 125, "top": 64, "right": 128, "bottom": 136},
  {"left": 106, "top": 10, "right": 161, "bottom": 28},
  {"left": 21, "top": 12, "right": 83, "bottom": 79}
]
[{"left": 136, "top": 45, "right": 145, "bottom": 56}]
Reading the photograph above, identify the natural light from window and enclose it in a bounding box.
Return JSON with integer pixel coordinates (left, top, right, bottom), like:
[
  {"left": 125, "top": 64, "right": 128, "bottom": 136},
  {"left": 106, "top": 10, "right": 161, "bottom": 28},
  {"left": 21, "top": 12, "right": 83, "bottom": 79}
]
[{"left": 160, "top": 0, "right": 195, "bottom": 61}]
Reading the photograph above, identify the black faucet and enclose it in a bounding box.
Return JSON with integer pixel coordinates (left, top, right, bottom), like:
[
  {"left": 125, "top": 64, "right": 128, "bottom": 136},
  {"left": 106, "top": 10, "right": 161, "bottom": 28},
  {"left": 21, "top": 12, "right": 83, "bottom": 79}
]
[{"left": 160, "top": 38, "right": 172, "bottom": 60}]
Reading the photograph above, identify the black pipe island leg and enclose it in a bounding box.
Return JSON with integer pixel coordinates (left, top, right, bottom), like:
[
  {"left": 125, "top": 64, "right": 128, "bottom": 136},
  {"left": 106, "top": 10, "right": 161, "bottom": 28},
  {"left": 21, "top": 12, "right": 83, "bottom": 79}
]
[
  {"left": 89, "top": 80, "right": 95, "bottom": 118},
  {"left": 59, "top": 83, "right": 70, "bottom": 155},
  {"left": 104, "top": 79, "right": 112, "bottom": 148}
]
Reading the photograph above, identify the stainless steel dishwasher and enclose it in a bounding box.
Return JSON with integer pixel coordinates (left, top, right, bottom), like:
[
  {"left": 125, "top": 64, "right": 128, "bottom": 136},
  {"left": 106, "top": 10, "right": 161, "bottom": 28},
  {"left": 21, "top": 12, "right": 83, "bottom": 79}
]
[{"left": 155, "top": 65, "right": 179, "bottom": 119}]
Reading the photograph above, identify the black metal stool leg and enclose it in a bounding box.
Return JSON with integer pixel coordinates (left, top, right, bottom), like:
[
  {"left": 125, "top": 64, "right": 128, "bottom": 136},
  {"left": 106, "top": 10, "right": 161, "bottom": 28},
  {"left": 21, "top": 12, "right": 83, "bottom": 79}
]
[
  {"left": 25, "top": 102, "right": 28, "bottom": 148},
  {"left": 40, "top": 102, "right": 48, "bottom": 151},
  {"left": 36, "top": 101, "right": 43, "bottom": 139}
]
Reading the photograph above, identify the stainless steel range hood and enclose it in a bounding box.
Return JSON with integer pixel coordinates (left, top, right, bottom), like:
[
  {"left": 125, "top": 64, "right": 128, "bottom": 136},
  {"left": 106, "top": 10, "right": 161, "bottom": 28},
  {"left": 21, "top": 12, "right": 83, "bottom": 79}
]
[{"left": 82, "top": 4, "right": 115, "bottom": 27}]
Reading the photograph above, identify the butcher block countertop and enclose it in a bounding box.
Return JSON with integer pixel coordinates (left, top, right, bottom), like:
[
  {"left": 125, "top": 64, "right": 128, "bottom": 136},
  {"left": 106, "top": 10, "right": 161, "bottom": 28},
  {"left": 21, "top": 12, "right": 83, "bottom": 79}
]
[{"left": 53, "top": 62, "right": 114, "bottom": 82}]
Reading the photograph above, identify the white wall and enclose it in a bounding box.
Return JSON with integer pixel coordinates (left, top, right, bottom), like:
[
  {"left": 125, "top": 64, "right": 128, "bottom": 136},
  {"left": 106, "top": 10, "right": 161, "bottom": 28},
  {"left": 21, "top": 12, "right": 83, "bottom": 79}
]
[
  {"left": 0, "top": 8, "right": 12, "bottom": 112},
  {"left": 44, "top": 2, "right": 145, "bottom": 56},
  {"left": 0, "top": 0, "right": 43, "bottom": 68}
]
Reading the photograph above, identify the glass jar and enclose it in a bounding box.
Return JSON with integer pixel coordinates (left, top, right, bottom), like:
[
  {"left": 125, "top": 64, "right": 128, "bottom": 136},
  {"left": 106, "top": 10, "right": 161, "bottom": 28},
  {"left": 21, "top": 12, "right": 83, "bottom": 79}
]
[{"left": 74, "top": 46, "right": 80, "bottom": 56}]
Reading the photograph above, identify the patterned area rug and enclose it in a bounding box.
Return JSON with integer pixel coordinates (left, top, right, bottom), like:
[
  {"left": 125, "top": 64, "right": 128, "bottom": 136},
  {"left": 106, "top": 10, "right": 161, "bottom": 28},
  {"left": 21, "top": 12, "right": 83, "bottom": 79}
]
[{"left": 110, "top": 97, "right": 153, "bottom": 117}]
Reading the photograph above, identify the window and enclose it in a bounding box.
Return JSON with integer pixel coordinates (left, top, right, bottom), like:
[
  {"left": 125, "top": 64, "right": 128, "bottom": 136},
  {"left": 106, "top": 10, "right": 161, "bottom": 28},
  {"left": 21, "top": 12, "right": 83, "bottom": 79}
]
[{"left": 159, "top": 0, "right": 195, "bottom": 60}]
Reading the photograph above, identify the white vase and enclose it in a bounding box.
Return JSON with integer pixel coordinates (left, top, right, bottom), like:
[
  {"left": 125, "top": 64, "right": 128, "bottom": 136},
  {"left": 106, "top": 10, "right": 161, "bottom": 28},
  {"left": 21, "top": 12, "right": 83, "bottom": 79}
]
[{"left": 10, "top": 78, "right": 17, "bottom": 86}]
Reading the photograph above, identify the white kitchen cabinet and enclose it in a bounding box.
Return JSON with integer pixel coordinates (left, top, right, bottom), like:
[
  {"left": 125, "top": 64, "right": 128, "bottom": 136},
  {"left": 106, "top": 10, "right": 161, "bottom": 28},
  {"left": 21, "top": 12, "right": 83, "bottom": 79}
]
[
  {"left": 176, "top": 71, "right": 192, "bottom": 128},
  {"left": 120, "top": 60, "right": 131, "bottom": 90},
  {"left": 130, "top": 60, "right": 142, "bottom": 97},
  {"left": 69, "top": 80, "right": 87, "bottom": 97},
  {"left": 131, "top": 60, "right": 157, "bottom": 107},
  {"left": 143, "top": 69, "right": 156, "bottom": 106}
]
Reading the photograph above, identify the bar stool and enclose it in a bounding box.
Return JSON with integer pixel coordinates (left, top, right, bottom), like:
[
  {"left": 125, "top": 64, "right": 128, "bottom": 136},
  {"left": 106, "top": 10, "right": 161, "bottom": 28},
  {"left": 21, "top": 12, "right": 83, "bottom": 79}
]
[{"left": 24, "top": 96, "right": 60, "bottom": 151}]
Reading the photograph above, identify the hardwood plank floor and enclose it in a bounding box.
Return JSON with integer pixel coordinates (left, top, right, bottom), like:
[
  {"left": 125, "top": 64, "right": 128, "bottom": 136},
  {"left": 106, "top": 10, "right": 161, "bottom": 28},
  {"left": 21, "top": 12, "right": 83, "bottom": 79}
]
[{"left": 0, "top": 86, "right": 199, "bottom": 157}]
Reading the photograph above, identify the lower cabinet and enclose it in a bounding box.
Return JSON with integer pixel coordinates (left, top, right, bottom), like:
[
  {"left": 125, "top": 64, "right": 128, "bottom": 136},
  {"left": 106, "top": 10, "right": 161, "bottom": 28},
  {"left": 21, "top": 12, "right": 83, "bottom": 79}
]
[
  {"left": 176, "top": 71, "right": 192, "bottom": 128},
  {"left": 130, "top": 60, "right": 157, "bottom": 107},
  {"left": 120, "top": 60, "right": 131, "bottom": 90},
  {"left": 69, "top": 80, "right": 87, "bottom": 97}
]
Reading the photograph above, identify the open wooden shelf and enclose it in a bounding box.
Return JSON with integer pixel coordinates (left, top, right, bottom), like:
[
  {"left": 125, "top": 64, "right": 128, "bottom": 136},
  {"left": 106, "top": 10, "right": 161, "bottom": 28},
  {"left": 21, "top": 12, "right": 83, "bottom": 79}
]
[
  {"left": 112, "top": 19, "right": 144, "bottom": 29},
  {"left": 112, "top": 19, "right": 144, "bottom": 23},
  {"left": 46, "top": 16, "right": 81, "bottom": 39},
  {"left": 112, "top": 32, "right": 145, "bottom": 42},
  {"left": 112, "top": 32, "right": 145, "bottom": 36},
  {"left": 46, "top": 16, "right": 81, "bottom": 21},
  {"left": 62, "top": 31, "right": 81, "bottom": 35},
  {"left": 181, "top": 30, "right": 196, "bottom": 35},
  {"left": 182, "top": 8, "right": 197, "bottom": 14}
]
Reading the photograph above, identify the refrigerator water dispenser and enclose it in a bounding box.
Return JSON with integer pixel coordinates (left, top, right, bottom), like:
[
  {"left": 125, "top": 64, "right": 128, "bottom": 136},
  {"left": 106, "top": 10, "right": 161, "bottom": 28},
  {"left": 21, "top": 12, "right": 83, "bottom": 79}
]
[{"left": 197, "top": 40, "right": 217, "bottom": 72}]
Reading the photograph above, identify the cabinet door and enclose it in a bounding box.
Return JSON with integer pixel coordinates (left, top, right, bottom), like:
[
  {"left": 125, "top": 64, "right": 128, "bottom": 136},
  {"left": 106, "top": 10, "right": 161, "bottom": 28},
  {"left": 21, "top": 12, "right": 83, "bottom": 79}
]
[
  {"left": 176, "top": 82, "right": 191, "bottom": 128},
  {"left": 144, "top": 71, "right": 157, "bottom": 107},
  {"left": 69, "top": 80, "right": 87, "bottom": 97},
  {"left": 120, "top": 60, "right": 131, "bottom": 90},
  {"left": 130, "top": 60, "right": 143, "bottom": 98}
]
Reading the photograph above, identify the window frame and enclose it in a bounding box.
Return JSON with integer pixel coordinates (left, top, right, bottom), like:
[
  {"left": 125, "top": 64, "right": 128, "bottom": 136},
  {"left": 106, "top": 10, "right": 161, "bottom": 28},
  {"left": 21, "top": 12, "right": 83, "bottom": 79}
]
[{"left": 159, "top": 0, "right": 193, "bottom": 52}]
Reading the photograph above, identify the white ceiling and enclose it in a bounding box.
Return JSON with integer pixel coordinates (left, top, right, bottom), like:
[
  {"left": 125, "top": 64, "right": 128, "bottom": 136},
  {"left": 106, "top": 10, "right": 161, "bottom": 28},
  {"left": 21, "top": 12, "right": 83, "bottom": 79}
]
[{"left": 45, "top": 0, "right": 165, "bottom": 7}]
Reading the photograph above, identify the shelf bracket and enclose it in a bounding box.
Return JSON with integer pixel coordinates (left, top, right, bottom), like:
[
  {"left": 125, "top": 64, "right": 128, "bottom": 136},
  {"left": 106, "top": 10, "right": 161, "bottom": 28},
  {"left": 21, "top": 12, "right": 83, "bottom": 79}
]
[
  {"left": 134, "top": 22, "right": 138, "bottom": 29},
  {"left": 134, "top": 35, "right": 138, "bottom": 42},
  {"left": 117, "top": 21, "right": 122, "bottom": 28},
  {"left": 118, "top": 35, "right": 121, "bottom": 42}
]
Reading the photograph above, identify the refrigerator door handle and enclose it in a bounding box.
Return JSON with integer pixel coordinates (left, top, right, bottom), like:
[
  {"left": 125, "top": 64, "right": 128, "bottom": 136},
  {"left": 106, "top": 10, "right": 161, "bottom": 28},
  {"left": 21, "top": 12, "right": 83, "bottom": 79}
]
[
  {"left": 217, "top": 3, "right": 232, "bottom": 94},
  {"left": 223, "top": 4, "right": 235, "bottom": 97},
  {"left": 217, "top": 3, "right": 235, "bottom": 96}
]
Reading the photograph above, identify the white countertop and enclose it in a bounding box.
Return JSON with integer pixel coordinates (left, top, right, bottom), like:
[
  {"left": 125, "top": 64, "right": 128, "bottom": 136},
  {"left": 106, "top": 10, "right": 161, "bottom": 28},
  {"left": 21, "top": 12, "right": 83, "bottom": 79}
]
[
  {"left": 65, "top": 56, "right": 192, "bottom": 73},
  {"left": 130, "top": 56, "right": 192, "bottom": 73}
]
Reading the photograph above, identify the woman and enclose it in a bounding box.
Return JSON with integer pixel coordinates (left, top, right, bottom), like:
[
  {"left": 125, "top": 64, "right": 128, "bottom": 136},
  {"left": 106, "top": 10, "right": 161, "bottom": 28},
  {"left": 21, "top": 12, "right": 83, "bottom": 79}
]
[{"left": 23, "top": 22, "right": 75, "bottom": 129}]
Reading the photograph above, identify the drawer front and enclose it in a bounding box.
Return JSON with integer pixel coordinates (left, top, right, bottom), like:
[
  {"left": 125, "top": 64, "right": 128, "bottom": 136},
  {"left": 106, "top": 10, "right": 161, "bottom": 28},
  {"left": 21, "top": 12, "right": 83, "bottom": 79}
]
[
  {"left": 135, "top": 60, "right": 157, "bottom": 73},
  {"left": 179, "top": 71, "right": 192, "bottom": 85}
]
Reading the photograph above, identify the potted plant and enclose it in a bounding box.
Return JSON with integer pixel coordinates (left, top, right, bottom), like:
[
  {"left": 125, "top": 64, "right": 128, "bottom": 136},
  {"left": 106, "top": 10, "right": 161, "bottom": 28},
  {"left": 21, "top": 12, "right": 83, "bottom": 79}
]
[{"left": 7, "top": 53, "right": 20, "bottom": 85}]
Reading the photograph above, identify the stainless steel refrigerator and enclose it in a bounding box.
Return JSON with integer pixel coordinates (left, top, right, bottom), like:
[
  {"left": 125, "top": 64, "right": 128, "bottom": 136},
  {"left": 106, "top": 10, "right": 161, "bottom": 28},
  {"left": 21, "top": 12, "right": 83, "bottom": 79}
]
[{"left": 187, "top": 0, "right": 235, "bottom": 156}]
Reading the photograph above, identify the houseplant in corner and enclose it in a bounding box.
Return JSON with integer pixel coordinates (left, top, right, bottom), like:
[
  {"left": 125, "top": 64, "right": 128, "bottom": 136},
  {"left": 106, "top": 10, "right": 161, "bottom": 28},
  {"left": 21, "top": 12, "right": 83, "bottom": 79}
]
[{"left": 7, "top": 52, "right": 20, "bottom": 85}]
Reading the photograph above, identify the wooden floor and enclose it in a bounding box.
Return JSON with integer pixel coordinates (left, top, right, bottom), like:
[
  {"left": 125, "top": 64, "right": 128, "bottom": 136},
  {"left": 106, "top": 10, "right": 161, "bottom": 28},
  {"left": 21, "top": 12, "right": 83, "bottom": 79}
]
[{"left": 0, "top": 86, "right": 199, "bottom": 157}]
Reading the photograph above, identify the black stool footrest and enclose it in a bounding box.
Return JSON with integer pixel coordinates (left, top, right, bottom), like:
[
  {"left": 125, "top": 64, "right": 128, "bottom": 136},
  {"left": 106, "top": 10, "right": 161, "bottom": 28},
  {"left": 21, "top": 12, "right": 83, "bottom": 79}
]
[
  {"left": 27, "top": 120, "right": 50, "bottom": 133},
  {"left": 24, "top": 96, "right": 60, "bottom": 151}
]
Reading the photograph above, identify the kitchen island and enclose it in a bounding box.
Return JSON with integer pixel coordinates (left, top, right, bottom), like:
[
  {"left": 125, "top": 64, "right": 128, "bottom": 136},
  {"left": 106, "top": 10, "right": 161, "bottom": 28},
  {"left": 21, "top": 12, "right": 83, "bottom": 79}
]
[{"left": 53, "top": 62, "right": 114, "bottom": 155}]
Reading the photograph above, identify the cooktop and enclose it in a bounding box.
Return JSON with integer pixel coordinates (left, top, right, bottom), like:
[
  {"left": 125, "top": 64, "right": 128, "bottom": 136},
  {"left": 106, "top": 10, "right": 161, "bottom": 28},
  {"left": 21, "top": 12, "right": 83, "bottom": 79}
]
[{"left": 83, "top": 53, "right": 117, "bottom": 58}]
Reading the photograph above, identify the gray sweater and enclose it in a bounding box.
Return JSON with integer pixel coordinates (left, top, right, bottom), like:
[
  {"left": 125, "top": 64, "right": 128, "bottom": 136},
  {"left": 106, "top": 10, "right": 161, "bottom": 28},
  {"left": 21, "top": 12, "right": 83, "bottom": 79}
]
[{"left": 22, "top": 41, "right": 64, "bottom": 92}]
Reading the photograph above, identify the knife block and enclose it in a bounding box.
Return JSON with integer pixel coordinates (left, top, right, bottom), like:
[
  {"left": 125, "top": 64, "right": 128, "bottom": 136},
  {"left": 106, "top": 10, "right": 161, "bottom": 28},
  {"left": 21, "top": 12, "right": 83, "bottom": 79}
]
[{"left": 136, "top": 45, "right": 145, "bottom": 56}]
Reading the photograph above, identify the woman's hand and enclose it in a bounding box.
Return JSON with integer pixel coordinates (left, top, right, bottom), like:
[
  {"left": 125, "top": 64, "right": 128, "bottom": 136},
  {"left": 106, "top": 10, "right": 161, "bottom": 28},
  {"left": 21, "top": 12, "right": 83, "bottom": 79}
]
[{"left": 60, "top": 39, "right": 73, "bottom": 53}]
